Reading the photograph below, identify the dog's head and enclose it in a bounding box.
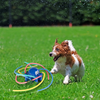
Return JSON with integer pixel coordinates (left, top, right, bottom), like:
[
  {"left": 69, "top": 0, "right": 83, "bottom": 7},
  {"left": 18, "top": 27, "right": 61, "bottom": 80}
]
[{"left": 49, "top": 39, "right": 71, "bottom": 61}]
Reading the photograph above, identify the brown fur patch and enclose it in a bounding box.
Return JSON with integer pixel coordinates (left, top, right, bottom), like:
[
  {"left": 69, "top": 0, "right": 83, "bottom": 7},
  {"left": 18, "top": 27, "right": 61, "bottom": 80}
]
[
  {"left": 72, "top": 51, "right": 77, "bottom": 54},
  {"left": 65, "top": 55, "right": 75, "bottom": 68},
  {"left": 61, "top": 41, "right": 68, "bottom": 47},
  {"left": 61, "top": 41, "right": 76, "bottom": 67}
]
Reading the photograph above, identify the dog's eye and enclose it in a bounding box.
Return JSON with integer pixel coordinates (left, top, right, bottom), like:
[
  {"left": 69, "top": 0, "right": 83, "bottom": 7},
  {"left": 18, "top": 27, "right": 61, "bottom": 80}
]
[{"left": 56, "top": 48, "right": 59, "bottom": 51}]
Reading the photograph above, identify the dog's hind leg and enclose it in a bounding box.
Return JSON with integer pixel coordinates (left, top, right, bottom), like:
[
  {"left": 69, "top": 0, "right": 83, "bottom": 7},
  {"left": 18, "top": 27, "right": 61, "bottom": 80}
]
[{"left": 75, "top": 63, "right": 85, "bottom": 81}]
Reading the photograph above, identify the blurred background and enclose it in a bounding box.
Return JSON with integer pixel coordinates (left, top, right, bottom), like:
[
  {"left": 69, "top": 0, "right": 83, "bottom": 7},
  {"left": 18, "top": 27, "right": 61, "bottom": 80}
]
[{"left": 0, "top": 0, "right": 100, "bottom": 27}]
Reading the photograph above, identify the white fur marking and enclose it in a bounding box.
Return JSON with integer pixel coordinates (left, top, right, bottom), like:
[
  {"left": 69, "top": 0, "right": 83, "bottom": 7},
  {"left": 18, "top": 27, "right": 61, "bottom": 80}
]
[{"left": 50, "top": 45, "right": 57, "bottom": 57}]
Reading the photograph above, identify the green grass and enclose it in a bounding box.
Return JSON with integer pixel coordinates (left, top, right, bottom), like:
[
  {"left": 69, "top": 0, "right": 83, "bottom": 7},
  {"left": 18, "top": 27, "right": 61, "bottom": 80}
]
[{"left": 0, "top": 26, "right": 100, "bottom": 100}]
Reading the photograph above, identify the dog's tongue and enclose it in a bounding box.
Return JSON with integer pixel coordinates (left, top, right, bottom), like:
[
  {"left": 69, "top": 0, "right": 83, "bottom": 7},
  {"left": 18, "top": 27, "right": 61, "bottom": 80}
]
[{"left": 53, "top": 56, "right": 58, "bottom": 62}]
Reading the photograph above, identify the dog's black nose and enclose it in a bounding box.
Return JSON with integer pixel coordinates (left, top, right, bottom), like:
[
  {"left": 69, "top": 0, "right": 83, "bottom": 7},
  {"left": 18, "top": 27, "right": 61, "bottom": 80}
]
[{"left": 49, "top": 53, "right": 52, "bottom": 57}]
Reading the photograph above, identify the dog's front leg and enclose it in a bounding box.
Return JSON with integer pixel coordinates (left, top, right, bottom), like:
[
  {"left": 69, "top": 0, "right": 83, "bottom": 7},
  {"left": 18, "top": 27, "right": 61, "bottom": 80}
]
[
  {"left": 63, "top": 74, "right": 70, "bottom": 84},
  {"left": 63, "top": 67, "right": 71, "bottom": 84},
  {"left": 50, "top": 64, "right": 58, "bottom": 74}
]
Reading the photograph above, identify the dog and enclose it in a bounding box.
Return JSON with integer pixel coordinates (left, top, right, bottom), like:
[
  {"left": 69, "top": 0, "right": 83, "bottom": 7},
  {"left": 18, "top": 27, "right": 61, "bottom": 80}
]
[{"left": 49, "top": 39, "right": 85, "bottom": 84}]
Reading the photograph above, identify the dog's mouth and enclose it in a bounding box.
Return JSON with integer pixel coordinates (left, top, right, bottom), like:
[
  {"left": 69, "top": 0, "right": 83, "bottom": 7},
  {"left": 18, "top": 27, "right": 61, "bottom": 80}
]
[{"left": 53, "top": 55, "right": 61, "bottom": 61}]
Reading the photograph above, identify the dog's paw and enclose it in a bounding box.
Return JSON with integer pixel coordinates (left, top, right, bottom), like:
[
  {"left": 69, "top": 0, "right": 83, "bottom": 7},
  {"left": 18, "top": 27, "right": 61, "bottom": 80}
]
[
  {"left": 50, "top": 71, "right": 55, "bottom": 74},
  {"left": 50, "top": 69, "right": 57, "bottom": 74},
  {"left": 63, "top": 80, "right": 69, "bottom": 85}
]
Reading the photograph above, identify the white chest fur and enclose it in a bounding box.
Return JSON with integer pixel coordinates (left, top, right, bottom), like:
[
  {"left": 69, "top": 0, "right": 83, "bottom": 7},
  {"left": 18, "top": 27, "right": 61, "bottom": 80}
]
[
  {"left": 51, "top": 55, "right": 80, "bottom": 77},
  {"left": 55, "top": 57, "right": 67, "bottom": 76}
]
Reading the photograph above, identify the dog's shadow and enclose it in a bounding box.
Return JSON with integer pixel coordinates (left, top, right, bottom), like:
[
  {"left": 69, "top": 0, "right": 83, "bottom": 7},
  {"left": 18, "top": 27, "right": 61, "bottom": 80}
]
[{"left": 55, "top": 77, "right": 83, "bottom": 85}]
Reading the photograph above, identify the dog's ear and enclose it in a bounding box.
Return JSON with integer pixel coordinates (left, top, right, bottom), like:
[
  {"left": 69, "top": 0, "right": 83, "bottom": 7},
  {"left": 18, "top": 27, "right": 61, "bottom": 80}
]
[
  {"left": 55, "top": 39, "right": 58, "bottom": 44},
  {"left": 61, "top": 41, "right": 68, "bottom": 47}
]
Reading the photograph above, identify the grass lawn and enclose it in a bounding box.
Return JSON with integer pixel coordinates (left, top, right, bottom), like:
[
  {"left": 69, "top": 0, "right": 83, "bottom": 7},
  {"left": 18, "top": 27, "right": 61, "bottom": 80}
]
[{"left": 0, "top": 26, "right": 100, "bottom": 100}]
